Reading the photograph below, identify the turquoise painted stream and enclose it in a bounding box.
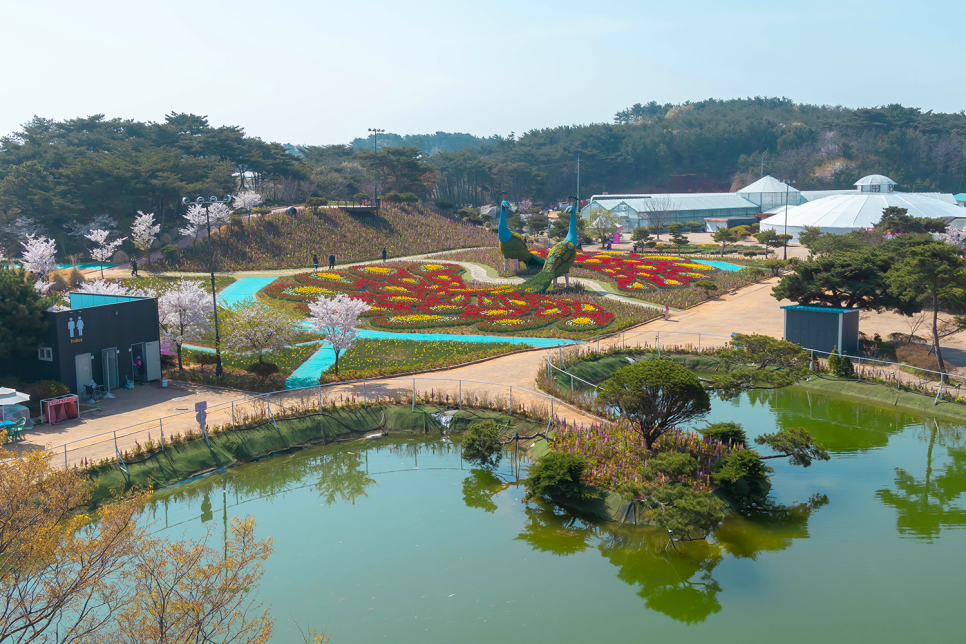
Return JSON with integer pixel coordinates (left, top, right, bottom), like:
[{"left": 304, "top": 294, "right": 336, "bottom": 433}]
[{"left": 149, "top": 387, "right": 966, "bottom": 642}]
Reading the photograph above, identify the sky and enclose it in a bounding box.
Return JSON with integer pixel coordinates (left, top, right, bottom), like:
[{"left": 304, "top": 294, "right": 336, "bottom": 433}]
[{"left": 2, "top": 0, "right": 964, "bottom": 146}]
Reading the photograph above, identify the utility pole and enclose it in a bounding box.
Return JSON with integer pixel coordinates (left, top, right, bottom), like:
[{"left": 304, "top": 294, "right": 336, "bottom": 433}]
[
  {"left": 782, "top": 179, "right": 796, "bottom": 260},
  {"left": 761, "top": 151, "right": 766, "bottom": 178},
  {"left": 576, "top": 153, "right": 581, "bottom": 215},
  {"left": 368, "top": 128, "right": 384, "bottom": 203}
]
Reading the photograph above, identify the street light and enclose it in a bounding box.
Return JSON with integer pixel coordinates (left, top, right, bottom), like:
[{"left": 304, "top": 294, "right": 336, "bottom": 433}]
[
  {"left": 181, "top": 194, "right": 233, "bottom": 377},
  {"left": 368, "top": 128, "right": 385, "bottom": 203},
  {"left": 781, "top": 179, "right": 797, "bottom": 260}
]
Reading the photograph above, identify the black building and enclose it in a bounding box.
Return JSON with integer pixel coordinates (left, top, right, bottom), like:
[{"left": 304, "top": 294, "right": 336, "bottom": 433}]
[
  {"left": 14, "top": 292, "right": 162, "bottom": 396},
  {"left": 781, "top": 304, "right": 861, "bottom": 355}
]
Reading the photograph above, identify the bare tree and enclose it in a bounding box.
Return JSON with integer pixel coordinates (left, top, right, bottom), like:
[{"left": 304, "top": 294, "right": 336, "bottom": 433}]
[{"left": 640, "top": 196, "right": 674, "bottom": 240}]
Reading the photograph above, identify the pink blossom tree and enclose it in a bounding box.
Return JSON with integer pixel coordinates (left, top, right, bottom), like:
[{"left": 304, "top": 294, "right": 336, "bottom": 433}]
[
  {"left": 85, "top": 229, "right": 127, "bottom": 278},
  {"left": 20, "top": 235, "right": 58, "bottom": 281},
  {"left": 158, "top": 280, "right": 213, "bottom": 371},
  {"left": 307, "top": 293, "right": 371, "bottom": 374},
  {"left": 131, "top": 211, "right": 161, "bottom": 266}
]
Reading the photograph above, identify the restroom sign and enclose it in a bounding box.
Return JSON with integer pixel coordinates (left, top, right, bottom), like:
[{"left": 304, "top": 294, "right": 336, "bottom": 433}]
[{"left": 68, "top": 314, "right": 85, "bottom": 343}]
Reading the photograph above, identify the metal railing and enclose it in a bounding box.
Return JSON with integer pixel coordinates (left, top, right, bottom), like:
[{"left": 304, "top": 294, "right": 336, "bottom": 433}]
[{"left": 41, "top": 375, "right": 577, "bottom": 471}]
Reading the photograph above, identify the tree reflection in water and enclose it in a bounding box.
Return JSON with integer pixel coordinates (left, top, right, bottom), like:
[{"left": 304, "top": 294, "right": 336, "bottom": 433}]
[
  {"left": 315, "top": 451, "right": 377, "bottom": 506},
  {"left": 462, "top": 470, "right": 507, "bottom": 514},
  {"left": 514, "top": 500, "right": 597, "bottom": 557},
  {"left": 877, "top": 422, "right": 966, "bottom": 540},
  {"left": 715, "top": 494, "right": 829, "bottom": 559}
]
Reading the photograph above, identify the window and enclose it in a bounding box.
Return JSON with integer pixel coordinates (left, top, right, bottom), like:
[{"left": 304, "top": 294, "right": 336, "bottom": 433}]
[
  {"left": 38, "top": 347, "right": 53, "bottom": 362},
  {"left": 870, "top": 184, "right": 880, "bottom": 193}
]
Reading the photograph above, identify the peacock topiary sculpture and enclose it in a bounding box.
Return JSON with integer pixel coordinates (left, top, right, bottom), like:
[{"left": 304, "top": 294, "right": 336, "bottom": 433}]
[
  {"left": 517, "top": 204, "right": 579, "bottom": 293},
  {"left": 498, "top": 200, "right": 544, "bottom": 272}
]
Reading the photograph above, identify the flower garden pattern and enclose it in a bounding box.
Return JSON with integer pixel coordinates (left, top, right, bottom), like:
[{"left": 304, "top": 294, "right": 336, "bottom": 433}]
[
  {"left": 262, "top": 262, "right": 615, "bottom": 333},
  {"left": 532, "top": 249, "right": 717, "bottom": 292}
]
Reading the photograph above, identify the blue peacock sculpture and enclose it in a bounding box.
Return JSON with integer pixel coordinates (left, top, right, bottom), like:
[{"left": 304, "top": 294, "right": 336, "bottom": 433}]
[
  {"left": 517, "top": 204, "right": 579, "bottom": 293},
  {"left": 498, "top": 200, "right": 544, "bottom": 272}
]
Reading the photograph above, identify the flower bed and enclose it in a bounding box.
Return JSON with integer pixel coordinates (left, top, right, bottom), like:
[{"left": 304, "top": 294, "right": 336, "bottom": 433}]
[
  {"left": 531, "top": 249, "right": 717, "bottom": 291},
  {"left": 554, "top": 417, "right": 745, "bottom": 492},
  {"left": 261, "top": 262, "right": 616, "bottom": 333}
]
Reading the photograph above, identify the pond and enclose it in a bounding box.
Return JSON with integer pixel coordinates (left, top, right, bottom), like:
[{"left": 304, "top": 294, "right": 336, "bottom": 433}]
[{"left": 147, "top": 387, "right": 966, "bottom": 642}]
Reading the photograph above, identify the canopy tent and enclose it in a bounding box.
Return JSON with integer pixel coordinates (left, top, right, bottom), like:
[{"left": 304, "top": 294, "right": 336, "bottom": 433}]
[{"left": 0, "top": 388, "right": 31, "bottom": 428}]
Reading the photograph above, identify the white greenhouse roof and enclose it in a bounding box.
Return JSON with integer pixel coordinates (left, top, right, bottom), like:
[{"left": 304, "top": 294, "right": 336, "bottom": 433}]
[
  {"left": 737, "top": 175, "right": 799, "bottom": 194},
  {"left": 759, "top": 192, "right": 965, "bottom": 232},
  {"left": 855, "top": 174, "right": 897, "bottom": 186},
  {"left": 584, "top": 193, "right": 758, "bottom": 214}
]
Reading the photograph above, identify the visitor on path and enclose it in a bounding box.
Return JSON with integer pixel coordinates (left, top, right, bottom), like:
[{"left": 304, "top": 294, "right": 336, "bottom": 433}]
[
  {"left": 632, "top": 243, "right": 638, "bottom": 253},
  {"left": 313, "top": 254, "right": 319, "bottom": 273},
  {"left": 381, "top": 248, "right": 387, "bottom": 263},
  {"left": 131, "top": 256, "right": 138, "bottom": 276},
  {"left": 328, "top": 253, "right": 336, "bottom": 270}
]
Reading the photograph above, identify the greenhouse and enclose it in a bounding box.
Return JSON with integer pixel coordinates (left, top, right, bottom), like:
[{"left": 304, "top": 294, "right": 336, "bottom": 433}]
[
  {"left": 759, "top": 175, "right": 966, "bottom": 240},
  {"left": 580, "top": 193, "right": 759, "bottom": 232}
]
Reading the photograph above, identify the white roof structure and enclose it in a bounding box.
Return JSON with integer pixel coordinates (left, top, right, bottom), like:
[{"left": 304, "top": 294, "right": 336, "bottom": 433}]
[
  {"left": 585, "top": 193, "right": 758, "bottom": 213},
  {"left": 760, "top": 191, "right": 966, "bottom": 241},
  {"left": 854, "top": 174, "right": 897, "bottom": 187},
  {"left": 737, "top": 175, "right": 800, "bottom": 195}
]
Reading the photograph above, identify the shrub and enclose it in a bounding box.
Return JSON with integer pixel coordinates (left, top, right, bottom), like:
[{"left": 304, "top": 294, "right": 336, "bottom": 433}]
[
  {"left": 25, "top": 380, "right": 70, "bottom": 409},
  {"left": 686, "top": 221, "right": 704, "bottom": 231},
  {"left": 400, "top": 192, "right": 420, "bottom": 204},
  {"left": 160, "top": 244, "right": 180, "bottom": 260},
  {"left": 306, "top": 197, "right": 328, "bottom": 207},
  {"left": 713, "top": 449, "right": 772, "bottom": 506},
  {"left": 523, "top": 452, "right": 597, "bottom": 502},
  {"left": 49, "top": 272, "right": 70, "bottom": 292},
  {"left": 700, "top": 421, "right": 747, "bottom": 446},
  {"left": 111, "top": 250, "right": 129, "bottom": 264},
  {"left": 827, "top": 345, "right": 854, "bottom": 378},
  {"left": 461, "top": 420, "right": 502, "bottom": 468},
  {"left": 353, "top": 192, "right": 371, "bottom": 202},
  {"left": 245, "top": 361, "right": 280, "bottom": 378},
  {"left": 251, "top": 207, "right": 272, "bottom": 215},
  {"left": 896, "top": 343, "right": 942, "bottom": 379},
  {"left": 229, "top": 214, "right": 243, "bottom": 229},
  {"left": 68, "top": 268, "right": 86, "bottom": 288}
]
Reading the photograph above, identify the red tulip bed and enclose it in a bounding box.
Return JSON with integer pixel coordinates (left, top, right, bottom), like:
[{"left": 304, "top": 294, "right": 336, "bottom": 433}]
[
  {"left": 554, "top": 417, "right": 746, "bottom": 492},
  {"left": 531, "top": 249, "right": 718, "bottom": 292},
  {"left": 261, "top": 262, "right": 616, "bottom": 333}
]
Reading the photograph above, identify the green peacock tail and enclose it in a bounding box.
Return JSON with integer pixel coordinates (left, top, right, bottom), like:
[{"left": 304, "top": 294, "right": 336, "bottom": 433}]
[{"left": 516, "top": 271, "right": 555, "bottom": 294}]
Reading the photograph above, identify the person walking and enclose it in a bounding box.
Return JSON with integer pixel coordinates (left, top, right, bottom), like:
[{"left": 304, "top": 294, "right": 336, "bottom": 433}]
[
  {"left": 381, "top": 248, "right": 387, "bottom": 263},
  {"left": 313, "top": 253, "right": 319, "bottom": 273},
  {"left": 131, "top": 256, "right": 138, "bottom": 276},
  {"left": 328, "top": 253, "right": 336, "bottom": 270}
]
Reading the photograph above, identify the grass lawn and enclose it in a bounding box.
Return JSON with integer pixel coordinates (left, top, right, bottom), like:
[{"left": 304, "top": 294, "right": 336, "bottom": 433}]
[
  {"left": 182, "top": 344, "right": 319, "bottom": 376},
  {"left": 118, "top": 274, "right": 236, "bottom": 295},
  {"left": 323, "top": 338, "right": 522, "bottom": 380}
]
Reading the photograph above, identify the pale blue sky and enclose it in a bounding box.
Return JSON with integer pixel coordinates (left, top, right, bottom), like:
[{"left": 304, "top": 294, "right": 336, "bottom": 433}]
[{"left": 3, "top": 0, "right": 963, "bottom": 145}]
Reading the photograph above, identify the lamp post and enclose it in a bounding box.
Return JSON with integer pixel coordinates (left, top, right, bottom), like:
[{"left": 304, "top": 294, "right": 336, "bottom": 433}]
[
  {"left": 182, "top": 194, "right": 233, "bottom": 377},
  {"left": 781, "top": 179, "right": 796, "bottom": 260},
  {"left": 368, "top": 128, "right": 384, "bottom": 203}
]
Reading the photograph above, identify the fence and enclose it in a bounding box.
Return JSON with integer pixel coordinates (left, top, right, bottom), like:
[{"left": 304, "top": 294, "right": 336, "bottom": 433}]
[
  {"left": 44, "top": 375, "right": 575, "bottom": 471},
  {"left": 544, "top": 330, "right": 961, "bottom": 405}
]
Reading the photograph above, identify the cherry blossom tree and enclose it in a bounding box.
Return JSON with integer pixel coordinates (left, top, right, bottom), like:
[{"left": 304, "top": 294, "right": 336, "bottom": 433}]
[
  {"left": 66, "top": 214, "right": 118, "bottom": 238},
  {"left": 85, "top": 229, "right": 127, "bottom": 278},
  {"left": 158, "top": 280, "right": 213, "bottom": 371},
  {"left": 307, "top": 293, "right": 370, "bottom": 374},
  {"left": 221, "top": 299, "right": 301, "bottom": 366},
  {"left": 131, "top": 211, "right": 161, "bottom": 266},
  {"left": 20, "top": 234, "right": 57, "bottom": 280},
  {"left": 2, "top": 216, "right": 43, "bottom": 243},
  {"left": 233, "top": 191, "right": 263, "bottom": 216},
  {"left": 78, "top": 279, "right": 151, "bottom": 297},
  {"left": 179, "top": 203, "right": 232, "bottom": 245},
  {"left": 939, "top": 225, "right": 966, "bottom": 251}
]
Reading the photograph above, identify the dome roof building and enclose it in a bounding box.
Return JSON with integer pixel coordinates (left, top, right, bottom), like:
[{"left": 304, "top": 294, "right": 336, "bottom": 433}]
[{"left": 759, "top": 175, "right": 964, "bottom": 241}]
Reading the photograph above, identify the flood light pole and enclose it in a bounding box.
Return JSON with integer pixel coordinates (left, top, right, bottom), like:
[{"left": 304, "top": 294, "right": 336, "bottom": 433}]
[
  {"left": 368, "top": 128, "right": 384, "bottom": 202},
  {"left": 182, "top": 194, "right": 233, "bottom": 377}
]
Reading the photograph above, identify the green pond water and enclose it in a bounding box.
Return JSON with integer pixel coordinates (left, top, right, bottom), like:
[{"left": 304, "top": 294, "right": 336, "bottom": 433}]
[{"left": 148, "top": 387, "right": 966, "bottom": 643}]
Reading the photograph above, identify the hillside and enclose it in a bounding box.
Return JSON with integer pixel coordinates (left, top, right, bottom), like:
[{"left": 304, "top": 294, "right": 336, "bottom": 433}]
[{"left": 173, "top": 204, "right": 496, "bottom": 271}]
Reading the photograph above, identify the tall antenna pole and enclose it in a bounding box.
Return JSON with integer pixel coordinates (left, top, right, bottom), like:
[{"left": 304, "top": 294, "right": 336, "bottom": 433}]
[{"left": 576, "top": 153, "right": 580, "bottom": 208}]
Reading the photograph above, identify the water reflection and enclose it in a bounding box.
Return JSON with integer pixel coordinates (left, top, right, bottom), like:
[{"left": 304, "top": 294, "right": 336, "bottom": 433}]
[
  {"left": 462, "top": 470, "right": 507, "bottom": 514},
  {"left": 514, "top": 500, "right": 596, "bottom": 556},
  {"left": 315, "top": 451, "right": 376, "bottom": 506},
  {"left": 716, "top": 494, "right": 829, "bottom": 559},
  {"left": 598, "top": 529, "right": 723, "bottom": 624},
  {"left": 877, "top": 422, "right": 966, "bottom": 540}
]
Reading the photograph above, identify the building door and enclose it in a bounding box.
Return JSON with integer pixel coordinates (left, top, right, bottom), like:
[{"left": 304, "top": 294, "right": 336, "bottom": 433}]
[
  {"left": 74, "top": 353, "right": 92, "bottom": 396},
  {"left": 101, "top": 347, "right": 119, "bottom": 391},
  {"left": 144, "top": 341, "right": 161, "bottom": 382},
  {"left": 130, "top": 343, "right": 145, "bottom": 383}
]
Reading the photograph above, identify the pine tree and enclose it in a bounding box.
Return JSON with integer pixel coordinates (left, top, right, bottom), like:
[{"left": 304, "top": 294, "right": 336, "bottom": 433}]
[{"left": 0, "top": 267, "right": 53, "bottom": 360}]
